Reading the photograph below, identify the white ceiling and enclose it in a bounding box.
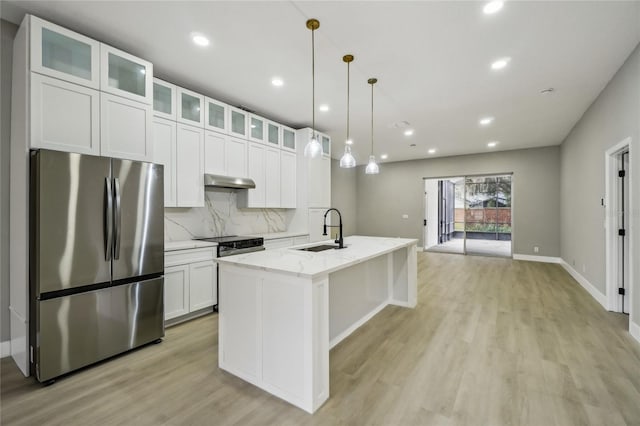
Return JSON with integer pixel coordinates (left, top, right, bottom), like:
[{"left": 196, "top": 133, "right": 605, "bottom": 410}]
[{"left": 2, "top": 1, "right": 639, "bottom": 164}]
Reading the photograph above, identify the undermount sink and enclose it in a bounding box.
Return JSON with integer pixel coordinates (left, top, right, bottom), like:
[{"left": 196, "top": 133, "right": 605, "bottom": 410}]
[{"left": 296, "top": 244, "right": 339, "bottom": 252}]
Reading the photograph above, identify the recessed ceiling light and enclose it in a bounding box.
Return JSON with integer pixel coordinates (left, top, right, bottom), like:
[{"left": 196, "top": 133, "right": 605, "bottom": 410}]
[
  {"left": 319, "top": 104, "right": 329, "bottom": 112},
  {"left": 191, "top": 33, "right": 210, "bottom": 47},
  {"left": 346, "top": 139, "right": 353, "bottom": 145},
  {"left": 428, "top": 148, "right": 436, "bottom": 154},
  {"left": 404, "top": 129, "right": 414, "bottom": 136},
  {"left": 271, "top": 78, "right": 284, "bottom": 87},
  {"left": 483, "top": 1, "right": 504, "bottom": 15},
  {"left": 479, "top": 117, "right": 494, "bottom": 126},
  {"left": 487, "top": 141, "right": 499, "bottom": 148},
  {"left": 491, "top": 57, "right": 511, "bottom": 70},
  {"left": 380, "top": 154, "right": 388, "bottom": 160}
]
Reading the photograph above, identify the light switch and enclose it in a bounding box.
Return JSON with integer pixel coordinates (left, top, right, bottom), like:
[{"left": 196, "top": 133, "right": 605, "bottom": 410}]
[{"left": 402, "top": 214, "right": 409, "bottom": 219}]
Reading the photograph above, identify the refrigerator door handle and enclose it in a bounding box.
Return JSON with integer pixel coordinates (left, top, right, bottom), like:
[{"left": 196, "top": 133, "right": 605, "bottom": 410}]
[
  {"left": 104, "top": 177, "right": 113, "bottom": 261},
  {"left": 113, "top": 177, "right": 122, "bottom": 260}
]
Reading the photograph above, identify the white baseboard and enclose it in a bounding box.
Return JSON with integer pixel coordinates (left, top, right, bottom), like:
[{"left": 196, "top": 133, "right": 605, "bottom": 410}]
[
  {"left": 1, "top": 340, "right": 10, "bottom": 358},
  {"left": 513, "top": 254, "right": 562, "bottom": 263},
  {"left": 329, "top": 301, "right": 388, "bottom": 349},
  {"left": 630, "top": 321, "right": 640, "bottom": 345},
  {"left": 560, "top": 260, "right": 607, "bottom": 309}
]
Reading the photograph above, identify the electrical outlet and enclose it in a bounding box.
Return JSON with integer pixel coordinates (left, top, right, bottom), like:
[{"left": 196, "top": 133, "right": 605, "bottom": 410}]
[{"left": 533, "top": 246, "right": 539, "bottom": 253}]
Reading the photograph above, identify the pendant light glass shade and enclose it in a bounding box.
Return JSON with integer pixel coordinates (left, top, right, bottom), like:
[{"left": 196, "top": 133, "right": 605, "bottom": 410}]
[
  {"left": 304, "top": 19, "right": 322, "bottom": 158},
  {"left": 366, "top": 78, "right": 380, "bottom": 174},
  {"left": 365, "top": 155, "right": 379, "bottom": 174},
  {"left": 304, "top": 135, "right": 322, "bottom": 158},
  {"left": 339, "top": 54, "right": 356, "bottom": 168},
  {"left": 339, "top": 145, "right": 356, "bottom": 168}
]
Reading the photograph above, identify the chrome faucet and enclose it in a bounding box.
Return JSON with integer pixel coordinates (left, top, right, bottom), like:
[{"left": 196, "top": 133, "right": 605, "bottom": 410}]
[{"left": 323, "top": 208, "right": 345, "bottom": 249}]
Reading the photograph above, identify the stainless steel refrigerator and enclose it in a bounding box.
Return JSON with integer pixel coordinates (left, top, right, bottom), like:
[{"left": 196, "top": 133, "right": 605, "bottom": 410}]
[{"left": 29, "top": 149, "right": 165, "bottom": 383}]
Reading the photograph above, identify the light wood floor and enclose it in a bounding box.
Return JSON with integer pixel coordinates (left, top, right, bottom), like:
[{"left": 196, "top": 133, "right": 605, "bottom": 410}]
[{"left": 2, "top": 253, "right": 640, "bottom": 425}]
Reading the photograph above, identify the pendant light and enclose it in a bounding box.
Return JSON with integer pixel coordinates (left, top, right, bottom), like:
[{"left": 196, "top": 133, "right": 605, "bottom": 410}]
[
  {"left": 339, "top": 54, "right": 357, "bottom": 168},
  {"left": 303, "top": 19, "right": 322, "bottom": 158},
  {"left": 365, "top": 78, "right": 380, "bottom": 174}
]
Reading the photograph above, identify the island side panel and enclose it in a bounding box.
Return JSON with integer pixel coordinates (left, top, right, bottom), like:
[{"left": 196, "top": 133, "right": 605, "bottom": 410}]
[
  {"left": 218, "top": 264, "right": 329, "bottom": 414},
  {"left": 328, "top": 255, "right": 389, "bottom": 348},
  {"left": 389, "top": 244, "right": 417, "bottom": 308}
]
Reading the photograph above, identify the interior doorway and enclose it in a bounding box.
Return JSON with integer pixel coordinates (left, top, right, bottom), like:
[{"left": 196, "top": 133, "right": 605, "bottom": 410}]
[
  {"left": 605, "top": 138, "right": 632, "bottom": 317},
  {"left": 424, "top": 174, "right": 513, "bottom": 258}
]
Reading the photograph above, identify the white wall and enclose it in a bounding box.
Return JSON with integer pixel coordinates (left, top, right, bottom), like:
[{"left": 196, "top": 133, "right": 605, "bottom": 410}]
[{"left": 560, "top": 42, "right": 640, "bottom": 334}]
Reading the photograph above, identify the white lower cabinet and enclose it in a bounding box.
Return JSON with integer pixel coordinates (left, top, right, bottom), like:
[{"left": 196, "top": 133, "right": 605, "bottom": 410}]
[
  {"left": 164, "top": 247, "right": 217, "bottom": 322},
  {"left": 30, "top": 73, "right": 100, "bottom": 155},
  {"left": 100, "top": 92, "right": 153, "bottom": 161},
  {"left": 164, "top": 264, "right": 189, "bottom": 320}
]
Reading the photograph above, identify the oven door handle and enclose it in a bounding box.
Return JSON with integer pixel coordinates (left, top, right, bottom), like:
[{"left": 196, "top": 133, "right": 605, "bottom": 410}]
[{"left": 218, "top": 246, "right": 265, "bottom": 257}]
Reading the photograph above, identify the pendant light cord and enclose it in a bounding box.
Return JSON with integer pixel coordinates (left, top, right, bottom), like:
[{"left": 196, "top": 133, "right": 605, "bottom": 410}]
[
  {"left": 370, "top": 81, "right": 374, "bottom": 156},
  {"left": 311, "top": 26, "right": 315, "bottom": 138},
  {"left": 346, "top": 61, "right": 350, "bottom": 142}
]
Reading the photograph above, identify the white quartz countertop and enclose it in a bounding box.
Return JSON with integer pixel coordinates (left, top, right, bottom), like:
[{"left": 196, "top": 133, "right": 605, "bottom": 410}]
[
  {"left": 245, "top": 231, "right": 310, "bottom": 240},
  {"left": 215, "top": 235, "right": 417, "bottom": 278},
  {"left": 164, "top": 240, "right": 218, "bottom": 252}
]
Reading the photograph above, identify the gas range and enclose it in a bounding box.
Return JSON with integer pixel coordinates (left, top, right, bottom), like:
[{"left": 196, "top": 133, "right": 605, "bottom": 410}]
[{"left": 194, "top": 235, "right": 265, "bottom": 257}]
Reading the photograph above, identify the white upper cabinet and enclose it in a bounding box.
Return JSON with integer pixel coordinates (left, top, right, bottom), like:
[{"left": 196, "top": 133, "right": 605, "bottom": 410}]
[
  {"left": 205, "top": 97, "right": 228, "bottom": 134},
  {"left": 153, "top": 78, "right": 176, "bottom": 120},
  {"left": 226, "top": 137, "right": 248, "bottom": 177},
  {"left": 177, "top": 87, "right": 204, "bottom": 127},
  {"left": 176, "top": 124, "right": 204, "bottom": 207},
  {"left": 152, "top": 117, "right": 177, "bottom": 207},
  {"left": 100, "top": 92, "right": 153, "bottom": 161},
  {"left": 266, "top": 121, "right": 280, "bottom": 148},
  {"left": 265, "top": 147, "right": 281, "bottom": 208},
  {"left": 100, "top": 43, "right": 152, "bottom": 104},
  {"left": 281, "top": 126, "right": 296, "bottom": 152},
  {"left": 280, "top": 150, "right": 296, "bottom": 208},
  {"left": 249, "top": 114, "right": 265, "bottom": 143},
  {"left": 228, "top": 106, "right": 248, "bottom": 138},
  {"left": 238, "top": 142, "right": 266, "bottom": 208},
  {"left": 30, "top": 73, "right": 100, "bottom": 155},
  {"left": 204, "top": 131, "right": 226, "bottom": 176},
  {"left": 29, "top": 15, "right": 100, "bottom": 89}
]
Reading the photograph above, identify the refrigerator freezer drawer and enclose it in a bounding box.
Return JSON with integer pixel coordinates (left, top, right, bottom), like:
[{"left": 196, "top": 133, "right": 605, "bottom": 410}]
[{"left": 36, "top": 277, "right": 164, "bottom": 382}]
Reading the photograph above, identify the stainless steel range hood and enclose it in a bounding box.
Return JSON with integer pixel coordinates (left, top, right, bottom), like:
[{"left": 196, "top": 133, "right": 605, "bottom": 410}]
[{"left": 204, "top": 174, "right": 256, "bottom": 189}]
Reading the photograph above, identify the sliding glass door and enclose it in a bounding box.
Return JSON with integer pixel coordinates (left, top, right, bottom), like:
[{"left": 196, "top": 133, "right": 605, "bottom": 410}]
[{"left": 464, "top": 175, "right": 512, "bottom": 257}]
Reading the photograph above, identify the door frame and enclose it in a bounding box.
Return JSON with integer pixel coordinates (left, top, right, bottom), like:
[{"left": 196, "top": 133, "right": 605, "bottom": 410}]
[{"left": 605, "top": 137, "right": 633, "bottom": 315}]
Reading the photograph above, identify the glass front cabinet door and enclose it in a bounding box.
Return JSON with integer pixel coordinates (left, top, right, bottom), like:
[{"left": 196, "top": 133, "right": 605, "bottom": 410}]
[
  {"left": 228, "top": 106, "right": 248, "bottom": 138},
  {"left": 177, "top": 87, "right": 205, "bottom": 127},
  {"left": 100, "top": 43, "right": 153, "bottom": 104},
  {"left": 249, "top": 115, "right": 265, "bottom": 143},
  {"left": 205, "top": 98, "right": 227, "bottom": 134},
  {"left": 281, "top": 126, "right": 296, "bottom": 152},
  {"left": 153, "top": 78, "right": 176, "bottom": 121},
  {"left": 321, "top": 134, "right": 331, "bottom": 157},
  {"left": 30, "top": 15, "right": 100, "bottom": 89},
  {"left": 266, "top": 121, "right": 280, "bottom": 147}
]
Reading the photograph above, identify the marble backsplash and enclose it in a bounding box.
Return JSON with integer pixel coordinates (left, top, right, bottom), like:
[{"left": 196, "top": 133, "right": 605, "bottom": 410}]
[{"left": 164, "top": 188, "right": 293, "bottom": 241}]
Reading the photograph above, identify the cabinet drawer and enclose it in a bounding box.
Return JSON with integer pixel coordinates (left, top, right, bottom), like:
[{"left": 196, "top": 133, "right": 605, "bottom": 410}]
[{"left": 165, "top": 247, "right": 215, "bottom": 267}]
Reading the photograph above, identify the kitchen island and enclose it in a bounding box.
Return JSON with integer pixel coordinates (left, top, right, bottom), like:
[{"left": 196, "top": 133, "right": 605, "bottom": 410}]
[{"left": 215, "top": 235, "right": 417, "bottom": 413}]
